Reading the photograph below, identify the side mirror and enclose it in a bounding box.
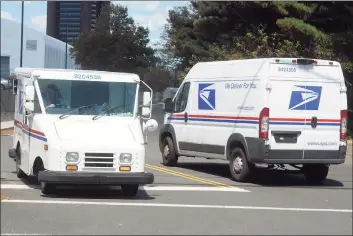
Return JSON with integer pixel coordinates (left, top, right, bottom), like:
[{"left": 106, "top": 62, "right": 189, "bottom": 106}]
[
  {"left": 24, "top": 101, "right": 34, "bottom": 112},
  {"left": 25, "top": 85, "right": 35, "bottom": 101},
  {"left": 164, "top": 98, "right": 173, "bottom": 113},
  {"left": 142, "top": 107, "right": 151, "bottom": 117},
  {"left": 144, "top": 119, "right": 158, "bottom": 132},
  {"left": 143, "top": 91, "right": 151, "bottom": 106}
]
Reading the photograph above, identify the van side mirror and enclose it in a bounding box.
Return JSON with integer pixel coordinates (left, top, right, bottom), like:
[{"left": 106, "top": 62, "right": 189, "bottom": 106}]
[
  {"left": 164, "top": 98, "right": 173, "bottom": 113},
  {"left": 143, "top": 91, "right": 151, "bottom": 106},
  {"left": 25, "top": 85, "right": 35, "bottom": 101}
]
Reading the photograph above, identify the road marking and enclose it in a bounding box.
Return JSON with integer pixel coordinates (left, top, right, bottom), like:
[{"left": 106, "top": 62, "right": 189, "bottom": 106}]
[
  {"left": 0, "top": 184, "right": 249, "bottom": 192},
  {"left": 1, "top": 199, "right": 351, "bottom": 213},
  {"left": 1, "top": 234, "right": 48, "bottom": 236},
  {"left": 146, "top": 164, "right": 236, "bottom": 188}
]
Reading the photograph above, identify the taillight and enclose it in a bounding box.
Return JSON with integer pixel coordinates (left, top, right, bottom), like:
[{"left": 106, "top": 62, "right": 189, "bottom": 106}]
[
  {"left": 340, "top": 110, "right": 347, "bottom": 140},
  {"left": 259, "top": 107, "right": 269, "bottom": 139}
]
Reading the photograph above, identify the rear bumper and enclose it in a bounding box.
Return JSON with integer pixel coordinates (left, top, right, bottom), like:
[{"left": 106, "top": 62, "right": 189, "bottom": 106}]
[
  {"left": 38, "top": 171, "right": 154, "bottom": 185},
  {"left": 246, "top": 138, "right": 347, "bottom": 164}
]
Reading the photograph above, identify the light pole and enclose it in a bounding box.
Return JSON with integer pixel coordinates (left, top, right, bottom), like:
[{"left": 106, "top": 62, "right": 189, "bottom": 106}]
[
  {"left": 65, "top": 24, "right": 68, "bottom": 69},
  {"left": 20, "top": 1, "right": 24, "bottom": 67}
]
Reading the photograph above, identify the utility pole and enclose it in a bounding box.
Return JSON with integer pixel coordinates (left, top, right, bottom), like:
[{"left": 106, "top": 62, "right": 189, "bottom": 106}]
[
  {"left": 65, "top": 24, "right": 68, "bottom": 69},
  {"left": 20, "top": 1, "right": 24, "bottom": 67}
]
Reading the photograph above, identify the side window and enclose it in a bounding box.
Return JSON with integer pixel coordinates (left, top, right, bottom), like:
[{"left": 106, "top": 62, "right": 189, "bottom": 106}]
[{"left": 173, "top": 82, "right": 190, "bottom": 113}]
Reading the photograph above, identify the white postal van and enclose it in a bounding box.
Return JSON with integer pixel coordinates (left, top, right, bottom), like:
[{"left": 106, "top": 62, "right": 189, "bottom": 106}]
[
  {"left": 160, "top": 58, "right": 348, "bottom": 183},
  {"left": 8, "top": 68, "right": 158, "bottom": 196}
]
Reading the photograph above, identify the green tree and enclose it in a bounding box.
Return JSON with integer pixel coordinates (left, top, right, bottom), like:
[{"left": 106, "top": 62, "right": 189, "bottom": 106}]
[{"left": 70, "top": 3, "right": 156, "bottom": 74}]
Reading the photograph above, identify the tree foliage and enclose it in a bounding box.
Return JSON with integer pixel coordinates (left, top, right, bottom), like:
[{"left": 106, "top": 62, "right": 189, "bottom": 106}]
[{"left": 70, "top": 3, "right": 156, "bottom": 74}]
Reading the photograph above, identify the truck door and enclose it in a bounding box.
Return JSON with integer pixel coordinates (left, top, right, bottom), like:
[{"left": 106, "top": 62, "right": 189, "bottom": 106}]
[
  {"left": 302, "top": 63, "right": 342, "bottom": 159},
  {"left": 21, "top": 84, "right": 31, "bottom": 174}
]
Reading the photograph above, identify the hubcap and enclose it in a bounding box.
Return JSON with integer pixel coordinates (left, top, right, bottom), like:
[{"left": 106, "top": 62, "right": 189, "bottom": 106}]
[
  {"left": 163, "top": 145, "right": 170, "bottom": 157},
  {"left": 233, "top": 156, "right": 243, "bottom": 174}
]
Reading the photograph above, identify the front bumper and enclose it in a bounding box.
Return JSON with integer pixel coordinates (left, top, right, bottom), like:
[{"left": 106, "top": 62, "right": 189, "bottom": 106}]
[{"left": 38, "top": 171, "right": 154, "bottom": 185}]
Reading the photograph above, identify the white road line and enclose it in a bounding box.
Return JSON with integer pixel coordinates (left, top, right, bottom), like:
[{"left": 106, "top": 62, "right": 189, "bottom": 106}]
[
  {"left": 1, "top": 199, "right": 351, "bottom": 213},
  {"left": 0, "top": 184, "right": 250, "bottom": 192},
  {"left": 1, "top": 234, "right": 48, "bottom": 236}
]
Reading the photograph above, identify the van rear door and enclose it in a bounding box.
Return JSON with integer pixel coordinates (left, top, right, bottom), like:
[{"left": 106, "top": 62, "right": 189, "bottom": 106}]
[
  {"left": 299, "top": 60, "right": 342, "bottom": 159},
  {"left": 268, "top": 59, "right": 344, "bottom": 161},
  {"left": 268, "top": 60, "right": 307, "bottom": 160}
]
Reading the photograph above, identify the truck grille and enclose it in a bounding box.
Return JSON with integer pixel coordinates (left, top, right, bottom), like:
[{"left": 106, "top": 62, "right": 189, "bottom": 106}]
[{"left": 84, "top": 153, "right": 115, "bottom": 169}]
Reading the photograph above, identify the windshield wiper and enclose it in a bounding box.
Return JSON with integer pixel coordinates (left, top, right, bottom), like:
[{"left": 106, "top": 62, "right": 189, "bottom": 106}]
[
  {"left": 92, "top": 104, "right": 131, "bottom": 120},
  {"left": 59, "top": 104, "right": 97, "bottom": 119}
]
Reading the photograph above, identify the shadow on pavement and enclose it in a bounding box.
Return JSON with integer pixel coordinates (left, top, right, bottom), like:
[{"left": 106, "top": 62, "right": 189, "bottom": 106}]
[
  {"left": 18, "top": 178, "right": 155, "bottom": 200},
  {"left": 41, "top": 186, "right": 156, "bottom": 200},
  {"left": 176, "top": 162, "right": 347, "bottom": 189}
]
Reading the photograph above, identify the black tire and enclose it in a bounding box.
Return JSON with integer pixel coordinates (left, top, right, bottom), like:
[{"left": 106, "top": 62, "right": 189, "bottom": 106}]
[
  {"left": 41, "top": 182, "right": 56, "bottom": 195},
  {"left": 15, "top": 148, "right": 26, "bottom": 179},
  {"left": 303, "top": 164, "right": 329, "bottom": 184},
  {"left": 229, "top": 147, "right": 253, "bottom": 182},
  {"left": 161, "top": 136, "right": 178, "bottom": 166},
  {"left": 121, "top": 184, "right": 139, "bottom": 197}
]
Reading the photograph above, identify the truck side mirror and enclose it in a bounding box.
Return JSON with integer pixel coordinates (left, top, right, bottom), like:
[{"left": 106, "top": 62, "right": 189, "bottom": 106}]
[
  {"left": 25, "top": 85, "right": 35, "bottom": 101},
  {"left": 164, "top": 98, "right": 173, "bottom": 113},
  {"left": 142, "top": 107, "right": 151, "bottom": 117},
  {"left": 143, "top": 91, "right": 151, "bottom": 106},
  {"left": 24, "top": 101, "right": 34, "bottom": 112}
]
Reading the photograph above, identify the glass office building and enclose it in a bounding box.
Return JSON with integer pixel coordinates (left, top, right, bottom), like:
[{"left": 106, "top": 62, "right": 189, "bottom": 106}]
[{"left": 46, "top": 1, "right": 109, "bottom": 45}]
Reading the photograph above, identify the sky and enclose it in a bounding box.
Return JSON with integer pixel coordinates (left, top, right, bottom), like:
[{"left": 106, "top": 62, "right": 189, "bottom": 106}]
[{"left": 0, "top": 1, "right": 189, "bottom": 46}]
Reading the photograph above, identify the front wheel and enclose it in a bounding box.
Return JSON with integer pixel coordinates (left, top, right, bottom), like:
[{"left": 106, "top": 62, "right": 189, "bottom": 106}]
[
  {"left": 229, "top": 147, "right": 253, "bottom": 182},
  {"left": 162, "top": 136, "right": 178, "bottom": 166},
  {"left": 121, "top": 184, "right": 139, "bottom": 197},
  {"left": 303, "top": 164, "right": 329, "bottom": 184}
]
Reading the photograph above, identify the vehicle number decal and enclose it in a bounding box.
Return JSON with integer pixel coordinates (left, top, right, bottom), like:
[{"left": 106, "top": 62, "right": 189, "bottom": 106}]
[
  {"left": 278, "top": 67, "right": 296, "bottom": 72},
  {"left": 74, "top": 74, "right": 101, "bottom": 80}
]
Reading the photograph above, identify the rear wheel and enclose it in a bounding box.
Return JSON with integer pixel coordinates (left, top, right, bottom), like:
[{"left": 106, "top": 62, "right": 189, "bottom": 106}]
[
  {"left": 41, "top": 182, "right": 56, "bottom": 195},
  {"left": 303, "top": 164, "right": 329, "bottom": 184},
  {"left": 162, "top": 136, "right": 178, "bottom": 166},
  {"left": 121, "top": 184, "right": 139, "bottom": 197},
  {"left": 229, "top": 147, "right": 253, "bottom": 182},
  {"left": 15, "top": 147, "right": 26, "bottom": 179}
]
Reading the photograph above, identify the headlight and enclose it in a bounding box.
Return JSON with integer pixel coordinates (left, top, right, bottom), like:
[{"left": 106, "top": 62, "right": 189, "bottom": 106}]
[
  {"left": 119, "top": 153, "right": 132, "bottom": 163},
  {"left": 66, "top": 152, "right": 79, "bottom": 162}
]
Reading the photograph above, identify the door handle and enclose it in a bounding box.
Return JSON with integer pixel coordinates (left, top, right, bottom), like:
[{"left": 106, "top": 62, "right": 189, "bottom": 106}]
[{"left": 184, "top": 112, "right": 188, "bottom": 122}]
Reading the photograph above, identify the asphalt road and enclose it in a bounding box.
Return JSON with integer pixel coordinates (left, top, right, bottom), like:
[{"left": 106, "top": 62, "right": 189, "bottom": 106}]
[{"left": 1, "top": 104, "right": 352, "bottom": 235}]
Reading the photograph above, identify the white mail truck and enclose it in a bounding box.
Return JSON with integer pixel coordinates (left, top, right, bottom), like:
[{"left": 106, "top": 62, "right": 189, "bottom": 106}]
[
  {"left": 160, "top": 58, "right": 348, "bottom": 183},
  {"left": 9, "top": 68, "right": 158, "bottom": 196}
]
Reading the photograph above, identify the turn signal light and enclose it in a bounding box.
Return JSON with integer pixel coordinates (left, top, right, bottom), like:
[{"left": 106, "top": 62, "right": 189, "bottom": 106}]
[
  {"left": 44, "top": 145, "right": 48, "bottom": 151},
  {"left": 66, "top": 165, "right": 78, "bottom": 171},
  {"left": 119, "top": 166, "right": 131, "bottom": 172}
]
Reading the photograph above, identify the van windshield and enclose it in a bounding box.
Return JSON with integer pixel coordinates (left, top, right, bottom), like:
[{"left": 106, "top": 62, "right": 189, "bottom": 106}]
[{"left": 37, "top": 79, "right": 137, "bottom": 116}]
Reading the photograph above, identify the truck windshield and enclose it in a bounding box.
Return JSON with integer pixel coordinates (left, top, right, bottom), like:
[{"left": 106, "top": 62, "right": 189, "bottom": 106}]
[{"left": 37, "top": 79, "right": 137, "bottom": 116}]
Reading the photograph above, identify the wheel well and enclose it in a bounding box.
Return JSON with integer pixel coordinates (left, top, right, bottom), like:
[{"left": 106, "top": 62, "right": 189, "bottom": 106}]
[
  {"left": 32, "top": 157, "right": 44, "bottom": 176},
  {"left": 227, "top": 141, "right": 245, "bottom": 160}
]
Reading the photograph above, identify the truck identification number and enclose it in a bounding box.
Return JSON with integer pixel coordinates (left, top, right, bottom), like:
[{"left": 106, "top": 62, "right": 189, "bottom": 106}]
[
  {"left": 278, "top": 67, "right": 296, "bottom": 72},
  {"left": 74, "top": 74, "right": 102, "bottom": 80}
]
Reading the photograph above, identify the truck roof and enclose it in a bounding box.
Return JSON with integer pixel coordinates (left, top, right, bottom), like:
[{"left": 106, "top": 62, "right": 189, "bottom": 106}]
[
  {"left": 14, "top": 67, "right": 140, "bottom": 82},
  {"left": 185, "top": 58, "right": 341, "bottom": 81}
]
